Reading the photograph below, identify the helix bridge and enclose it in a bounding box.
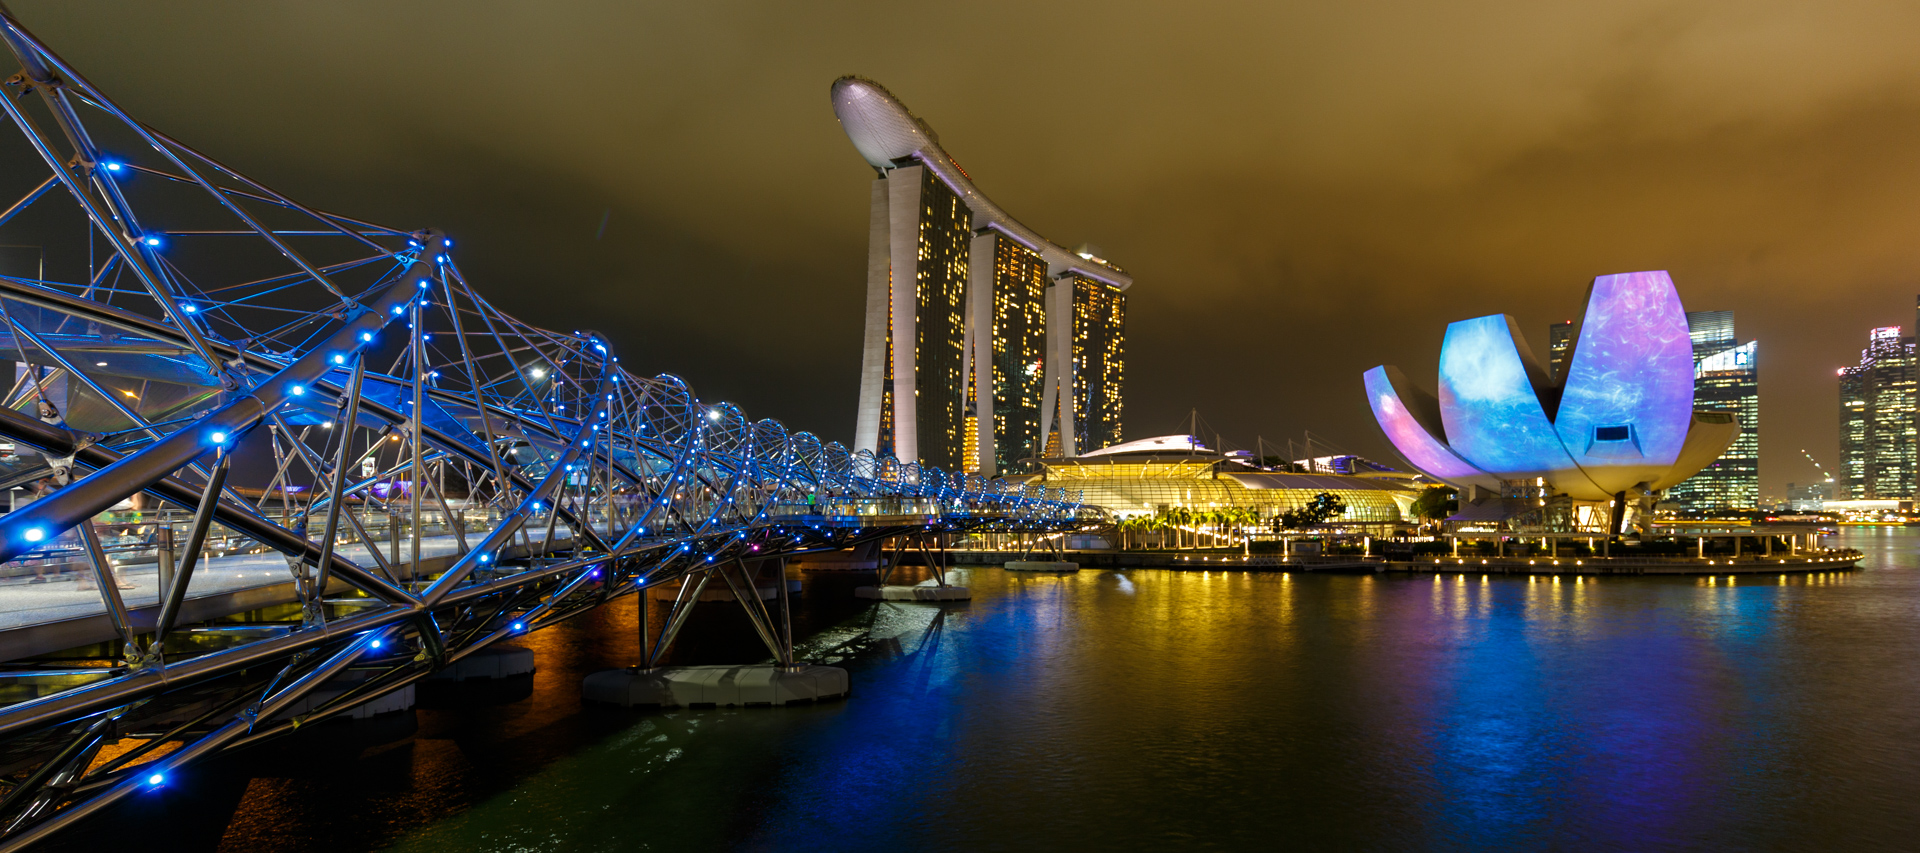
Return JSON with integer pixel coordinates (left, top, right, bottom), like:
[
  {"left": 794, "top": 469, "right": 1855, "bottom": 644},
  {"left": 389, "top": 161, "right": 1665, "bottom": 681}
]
[{"left": 0, "top": 11, "right": 1097, "bottom": 847}]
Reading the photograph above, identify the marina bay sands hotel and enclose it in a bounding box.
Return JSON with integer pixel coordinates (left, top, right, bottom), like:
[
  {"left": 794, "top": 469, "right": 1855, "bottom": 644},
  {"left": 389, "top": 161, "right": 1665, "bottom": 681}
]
[{"left": 832, "top": 77, "right": 1132, "bottom": 476}]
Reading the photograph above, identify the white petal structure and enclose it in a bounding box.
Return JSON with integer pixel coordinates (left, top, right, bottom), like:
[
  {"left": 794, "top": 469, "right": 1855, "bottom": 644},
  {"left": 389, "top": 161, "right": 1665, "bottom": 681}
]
[{"left": 1365, "top": 271, "right": 1736, "bottom": 501}]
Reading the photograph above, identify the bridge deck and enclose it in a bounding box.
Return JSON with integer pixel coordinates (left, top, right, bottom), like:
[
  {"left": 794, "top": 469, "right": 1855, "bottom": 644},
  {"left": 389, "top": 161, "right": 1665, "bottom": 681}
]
[
  {"left": 0, "top": 525, "right": 578, "bottom": 662},
  {"left": 0, "top": 506, "right": 1051, "bottom": 662}
]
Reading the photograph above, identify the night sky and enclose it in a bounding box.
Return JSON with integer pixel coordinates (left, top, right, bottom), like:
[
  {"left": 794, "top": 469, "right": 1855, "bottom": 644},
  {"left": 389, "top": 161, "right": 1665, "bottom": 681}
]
[{"left": 16, "top": 1, "right": 1920, "bottom": 498}]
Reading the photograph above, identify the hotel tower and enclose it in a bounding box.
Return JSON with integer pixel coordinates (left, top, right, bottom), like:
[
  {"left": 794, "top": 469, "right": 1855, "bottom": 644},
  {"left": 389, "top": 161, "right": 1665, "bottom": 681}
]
[{"left": 831, "top": 77, "right": 1131, "bottom": 475}]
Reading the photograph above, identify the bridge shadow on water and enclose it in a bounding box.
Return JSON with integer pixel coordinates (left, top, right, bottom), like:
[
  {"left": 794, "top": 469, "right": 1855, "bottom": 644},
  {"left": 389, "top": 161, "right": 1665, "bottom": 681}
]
[{"left": 41, "top": 565, "right": 936, "bottom": 853}]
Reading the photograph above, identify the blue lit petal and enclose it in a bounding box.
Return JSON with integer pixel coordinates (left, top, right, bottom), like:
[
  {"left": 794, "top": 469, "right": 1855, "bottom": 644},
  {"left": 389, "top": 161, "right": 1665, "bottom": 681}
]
[
  {"left": 1554, "top": 271, "right": 1694, "bottom": 493},
  {"left": 1437, "top": 315, "right": 1592, "bottom": 489}
]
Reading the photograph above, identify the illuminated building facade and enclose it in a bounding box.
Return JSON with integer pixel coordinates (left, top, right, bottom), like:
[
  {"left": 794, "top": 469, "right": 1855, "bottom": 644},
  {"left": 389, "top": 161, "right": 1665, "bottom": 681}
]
[
  {"left": 835, "top": 77, "right": 1132, "bottom": 474},
  {"left": 968, "top": 232, "right": 1048, "bottom": 474},
  {"left": 1661, "top": 310, "right": 1760, "bottom": 511},
  {"left": 854, "top": 164, "right": 971, "bottom": 470},
  {"left": 1837, "top": 325, "right": 1915, "bottom": 500},
  {"left": 1045, "top": 272, "right": 1126, "bottom": 460}
]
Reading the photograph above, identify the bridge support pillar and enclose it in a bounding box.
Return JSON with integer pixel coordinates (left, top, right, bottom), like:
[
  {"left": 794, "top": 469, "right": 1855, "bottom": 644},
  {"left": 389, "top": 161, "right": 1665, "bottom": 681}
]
[{"left": 857, "top": 529, "right": 970, "bottom": 600}]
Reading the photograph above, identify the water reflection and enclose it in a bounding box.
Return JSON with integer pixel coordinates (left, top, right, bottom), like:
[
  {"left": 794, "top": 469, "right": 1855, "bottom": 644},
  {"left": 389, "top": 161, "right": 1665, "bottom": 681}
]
[{"left": 56, "top": 529, "right": 1920, "bottom": 851}]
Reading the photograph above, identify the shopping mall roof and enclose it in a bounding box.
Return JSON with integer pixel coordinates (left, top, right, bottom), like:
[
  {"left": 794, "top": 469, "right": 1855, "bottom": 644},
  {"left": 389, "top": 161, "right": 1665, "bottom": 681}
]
[{"left": 1027, "top": 436, "right": 1426, "bottom": 523}]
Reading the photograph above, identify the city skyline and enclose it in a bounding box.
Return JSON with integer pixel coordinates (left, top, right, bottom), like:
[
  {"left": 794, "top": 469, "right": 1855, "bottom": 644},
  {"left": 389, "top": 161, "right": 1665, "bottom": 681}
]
[
  {"left": 16, "top": 3, "right": 1920, "bottom": 499},
  {"left": 0, "top": 7, "right": 1912, "bottom": 851}
]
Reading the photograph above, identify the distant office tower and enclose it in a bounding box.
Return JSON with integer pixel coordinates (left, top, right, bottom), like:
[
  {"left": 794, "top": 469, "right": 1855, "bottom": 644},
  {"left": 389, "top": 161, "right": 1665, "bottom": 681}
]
[
  {"left": 1839, "top": 365, "right": 1868, "bottom": 494},
  {"left": 1837, "top": 326, "right": 1916, "bottom": 499},
  {"left": 1786, "top": 481, "right": 1833, "bottom": 511},
  {"left": 1547, "top": 320, "right": 1575, "bottom": 384},
  {"left": 1665, "top": 311, "right": 1759, "bottom": 510},
  {"left": 1685, "top": 311, "right": 1736, "bottom": 358},
  {"left": 834, "top": 77, "right": 1132, "bottom": 474}
]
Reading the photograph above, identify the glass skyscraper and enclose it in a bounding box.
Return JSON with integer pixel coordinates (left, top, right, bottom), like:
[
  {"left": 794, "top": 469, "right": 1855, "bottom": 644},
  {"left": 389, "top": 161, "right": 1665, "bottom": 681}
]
[
  {"left": 1837, "top": 325, "right": 1916, "bottom": 499},
  {"left": 861, "top": 165, "right": 971, "bottom": 472},
  {"left": 1059, "top": 273, "right": 1126, "bottom": 456},
  {"left": 966, "top": 233, "right": 1048, "bottom": 474},
  {"left": 1665, "top": 310, "right": 1759, "bottom": 511}
]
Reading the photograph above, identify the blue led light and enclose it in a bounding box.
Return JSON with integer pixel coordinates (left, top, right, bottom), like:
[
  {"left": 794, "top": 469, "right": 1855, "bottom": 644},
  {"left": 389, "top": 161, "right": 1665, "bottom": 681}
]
[
  {"left": 143, "top": 236, "right": 161, "bottom": 247},
  {"left": 22, "top": 528, "right": 44, "bottom": 543},
  {"left": 104, "top": 161, "right": 121, "bottom": 171},
  {"left": 371, "top": 639, "right": 383, "bottom": 649},
  {"left": 391, "top": 305, "right": 405, "bottom": 316},
  {"left": 417, "top": 279, "right": 430, "bottom": 289},
  {"left": 148, "top": 773, "right": 165, "bottom": 786},
  {"left": 210, "top": 431, "right": 228, "bottom": 444},
  {"left": 512, "top": 621, "right": 525, "bottom": 631},
  {"left": 332, "top": 354, "right": 346, "bottom": 365},
  {"left": 478, "top": 554, "right": 491, "bottom": 563},
  {"left": 443, "top": 239, "right": 453, "bottom": 248},
  {"left": 181, "top": 304, "right": 197, "bottom": 314},
  {"left": 360, "top": 332, "right": 373, "bottom": 342},
  {"left": 288, "top": 385, "right": 305, "bottom": 396}
]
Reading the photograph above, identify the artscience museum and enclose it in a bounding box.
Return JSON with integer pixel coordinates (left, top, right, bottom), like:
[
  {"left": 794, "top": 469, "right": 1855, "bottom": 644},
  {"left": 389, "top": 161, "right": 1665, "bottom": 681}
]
[{"left": 1364, "top": 271, "right": 1738, "bottom": 532}]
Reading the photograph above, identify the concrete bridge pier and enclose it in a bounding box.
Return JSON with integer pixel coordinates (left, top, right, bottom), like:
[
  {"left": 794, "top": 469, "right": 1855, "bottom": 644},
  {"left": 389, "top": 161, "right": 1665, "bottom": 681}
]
[
  {"left": 585, "top": 556, "right": 849, "bottom": 707},
  {"left": 1003, "top": 525, "right": 1079, "bottom": 572},
  {"left": 583, "top": 664, "right": 849, "bottom": 707},
  {"left": 792, "top": 539, "right": 883, "bottom": 573},
  {"left": 855, "top": 530, "right": 970, "bottom": 601}
]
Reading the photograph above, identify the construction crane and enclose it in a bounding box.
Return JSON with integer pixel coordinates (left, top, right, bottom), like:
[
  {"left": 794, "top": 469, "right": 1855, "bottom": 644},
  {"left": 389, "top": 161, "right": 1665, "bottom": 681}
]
[{"left": 1801, "top": 449, "right": 1836, "bottom": 483}]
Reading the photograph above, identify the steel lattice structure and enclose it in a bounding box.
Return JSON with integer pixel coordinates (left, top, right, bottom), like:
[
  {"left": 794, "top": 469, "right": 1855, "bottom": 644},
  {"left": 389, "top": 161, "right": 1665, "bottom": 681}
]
[{"left": 0, "top": 11, "right": 1095, "bottom": 848}]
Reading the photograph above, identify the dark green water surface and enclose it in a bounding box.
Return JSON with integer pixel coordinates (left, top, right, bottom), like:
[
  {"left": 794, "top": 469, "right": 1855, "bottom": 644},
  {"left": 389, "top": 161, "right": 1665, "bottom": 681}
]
[{"left": 71, "top": 529, "right": 1920, "bottom": 851}]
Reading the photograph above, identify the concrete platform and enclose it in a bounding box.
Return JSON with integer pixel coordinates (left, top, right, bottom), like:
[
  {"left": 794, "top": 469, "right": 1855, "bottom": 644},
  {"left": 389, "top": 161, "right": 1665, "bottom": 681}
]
[
  {"left": 1005, "top": 561, "right": 1081, "bottom": 572},
  {"left": 854, "top": 582, "right": 971, "bottom": 601},
  {"left": 581, "top": 664, "right": 848, "bottom": 707}
]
